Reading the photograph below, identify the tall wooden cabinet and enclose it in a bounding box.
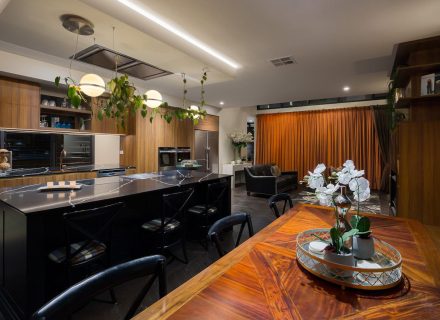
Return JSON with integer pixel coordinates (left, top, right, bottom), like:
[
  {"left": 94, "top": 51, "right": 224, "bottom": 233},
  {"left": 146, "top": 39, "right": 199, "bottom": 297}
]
[
  {"left": 0, "top": 78, "right": 40, "bottom": 129},
  {"left": 391, "top": 35, "right": 440, "bottom": 226}
]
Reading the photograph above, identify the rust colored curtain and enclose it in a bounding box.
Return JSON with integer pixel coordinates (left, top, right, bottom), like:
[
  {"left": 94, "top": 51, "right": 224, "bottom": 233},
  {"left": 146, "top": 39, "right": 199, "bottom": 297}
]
[{"left": 256, "top": 107, "right": 382, "bottom": 190}]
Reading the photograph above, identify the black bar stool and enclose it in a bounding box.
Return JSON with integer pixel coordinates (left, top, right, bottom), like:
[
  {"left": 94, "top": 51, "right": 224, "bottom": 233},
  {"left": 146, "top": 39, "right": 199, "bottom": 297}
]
[
  {"left": 48, "top": 202, "right": 125, "bottom": 299},
  {"left": 187, "top": 180, "right": 229, "bottom": 246},
  {"left": 207, "top": 212, "right": 254, "bottom": 257},
  {"left": 141, "top": 188, "right": 194, "bottom": 264},
  {"left": 268, "top": 193, "right": 293, "bottom": 218},
  {"left": 33, "top": 255, "right": 167, "bottom": 320}
]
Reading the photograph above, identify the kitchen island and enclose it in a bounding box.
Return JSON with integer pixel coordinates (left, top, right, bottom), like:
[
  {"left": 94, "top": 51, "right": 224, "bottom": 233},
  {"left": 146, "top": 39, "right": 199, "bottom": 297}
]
[{"left": 0, "top": 170, "right": 231, "bottom": 319}]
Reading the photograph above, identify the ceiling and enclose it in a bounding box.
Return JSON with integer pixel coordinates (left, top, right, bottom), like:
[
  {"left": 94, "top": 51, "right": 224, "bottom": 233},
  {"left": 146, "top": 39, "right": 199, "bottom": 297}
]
[{"left": 0, "top": 0, "right": 439, "bottom": 108}]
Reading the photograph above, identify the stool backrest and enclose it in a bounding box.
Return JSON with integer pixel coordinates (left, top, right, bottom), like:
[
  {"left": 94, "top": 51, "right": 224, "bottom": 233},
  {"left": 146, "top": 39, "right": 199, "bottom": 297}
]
[
  {"left": 32, "top": 255, "right": 167, "bottom": 320},
  {"left": 162, "top": 188, "right": 194, "bottom": 228},
  {"left": 63, "top": 202, "right": 125, "bottom": 265},
  {"left": 207, "top": 180, "right": 228, "bottom": 212},
  {"left": 208, "top": 212, "right": 254, "bottom": 257},
  {"left": 268, "top": 193, "right": 293, "bottom": 218}
]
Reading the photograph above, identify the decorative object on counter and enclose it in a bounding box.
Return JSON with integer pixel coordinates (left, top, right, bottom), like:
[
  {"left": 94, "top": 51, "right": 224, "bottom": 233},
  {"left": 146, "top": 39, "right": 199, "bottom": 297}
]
[
  {"left": 228, "top": 131, "right": 253, "bottom": 161},
  {"left": 0, "top": 149, "right": 12, "bottom": 172},
  {"left": 38, "top": 181, "right": 82, "bottom": 191},
  {"left": 296, "top": 161, "right": 399, "bottom": 290},
  {"left": 296, "top": 228, "right": 402, "bottom": 290},
  {"left": 176, "top": 160, "right": 203, "bottom": 178}
]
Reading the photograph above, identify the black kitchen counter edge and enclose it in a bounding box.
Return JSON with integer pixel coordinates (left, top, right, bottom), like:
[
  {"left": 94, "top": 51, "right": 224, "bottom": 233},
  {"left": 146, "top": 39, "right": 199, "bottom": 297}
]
[
  {"left": 0, "top": 171, "right": 231, "bottom": 214},
  {"left": 0, "top": 164, "right": 136, "bottom": 179}
]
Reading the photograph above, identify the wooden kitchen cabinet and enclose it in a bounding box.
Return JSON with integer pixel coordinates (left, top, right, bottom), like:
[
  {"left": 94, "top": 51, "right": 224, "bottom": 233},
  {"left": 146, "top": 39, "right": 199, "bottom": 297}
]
[
  {"left": 91, "top": 97, "right": 133, "bottom": 135},
  {"left": 0, "top": 78, "right": 40, "bottom": 129}
]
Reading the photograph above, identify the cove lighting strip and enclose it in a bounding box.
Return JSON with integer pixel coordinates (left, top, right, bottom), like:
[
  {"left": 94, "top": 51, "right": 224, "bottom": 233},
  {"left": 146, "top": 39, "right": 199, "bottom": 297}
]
[{"left": 118, "top": 0, "right": 240, "bottom": 69}]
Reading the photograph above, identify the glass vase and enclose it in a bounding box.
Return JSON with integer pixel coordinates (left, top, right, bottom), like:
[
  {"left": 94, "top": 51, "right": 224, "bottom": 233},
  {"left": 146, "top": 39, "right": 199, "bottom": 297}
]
[
  {"left": 234, "top": 146, "right": 242, "bottom": 161},
  {"left": 333, "top": 186, "right": 352, "bottom": 233}
]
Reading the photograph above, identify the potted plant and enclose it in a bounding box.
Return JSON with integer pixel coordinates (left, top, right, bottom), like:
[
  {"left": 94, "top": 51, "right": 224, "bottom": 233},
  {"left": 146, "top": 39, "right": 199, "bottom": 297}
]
[
  {"left": 351, "top": 215, "right": 374, "bottom": 259},
  {"left": 313, "top": 224, "right": 358, "bottom": 277},
  {"left": 228, "top": 132, "right": 253, "bottom": 162}
]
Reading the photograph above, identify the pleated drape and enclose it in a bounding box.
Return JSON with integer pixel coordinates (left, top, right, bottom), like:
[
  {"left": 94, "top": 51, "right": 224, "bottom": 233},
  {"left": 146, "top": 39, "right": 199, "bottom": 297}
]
[{"left": 256, "top": 107, "right": 382, "bottom": 190}]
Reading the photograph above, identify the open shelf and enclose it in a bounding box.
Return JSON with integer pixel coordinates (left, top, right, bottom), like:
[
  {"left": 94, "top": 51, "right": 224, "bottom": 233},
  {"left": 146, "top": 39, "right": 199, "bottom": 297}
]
[
  {"left": 394, "top": 62, "right": 440, "bottom": 87},
  {"left": 40, "top": 105, "right": 92, "bottom": 115},
  {"left": 395, "top": 93, "right": 440, "bottom": 108}
]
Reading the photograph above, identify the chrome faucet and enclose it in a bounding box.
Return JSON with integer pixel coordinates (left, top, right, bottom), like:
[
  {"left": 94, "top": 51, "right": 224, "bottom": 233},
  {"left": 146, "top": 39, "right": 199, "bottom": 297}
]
[{"left": 60, "top": 148, "right": 67, "bottom": 171}]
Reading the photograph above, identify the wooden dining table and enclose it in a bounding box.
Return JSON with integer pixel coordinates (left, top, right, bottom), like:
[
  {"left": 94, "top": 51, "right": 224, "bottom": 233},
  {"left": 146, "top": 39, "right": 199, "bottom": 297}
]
[{"left": 134, "top": 203, "right": 440, "bottom": 319}]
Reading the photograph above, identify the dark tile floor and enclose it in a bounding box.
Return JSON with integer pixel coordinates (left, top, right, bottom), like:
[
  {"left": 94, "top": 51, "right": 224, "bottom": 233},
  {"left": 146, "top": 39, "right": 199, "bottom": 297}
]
[{"left": 70, "top": 185, "right": 390, "bottom": 319}]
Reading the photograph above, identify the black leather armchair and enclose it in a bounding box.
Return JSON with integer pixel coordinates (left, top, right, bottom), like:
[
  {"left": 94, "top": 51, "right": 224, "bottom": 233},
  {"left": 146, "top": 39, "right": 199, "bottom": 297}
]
[{"left": 244, "top": 165, "right": 297, "bottom": 196}]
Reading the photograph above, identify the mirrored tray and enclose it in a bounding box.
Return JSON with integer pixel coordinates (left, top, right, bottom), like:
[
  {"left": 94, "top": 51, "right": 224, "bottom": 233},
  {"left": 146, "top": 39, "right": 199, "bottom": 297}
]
[{"left": 296, "top": 228, "right": 402, "bottom": 290}]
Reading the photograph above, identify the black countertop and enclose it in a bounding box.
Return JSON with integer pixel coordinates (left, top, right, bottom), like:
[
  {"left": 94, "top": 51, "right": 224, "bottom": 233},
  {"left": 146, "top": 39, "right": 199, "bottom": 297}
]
[
  {"left": 0, "top": 164, "right": 135, "bottom": 179},
  {"left": 0, "top": 170, "right": 230, "bottom": 214}
]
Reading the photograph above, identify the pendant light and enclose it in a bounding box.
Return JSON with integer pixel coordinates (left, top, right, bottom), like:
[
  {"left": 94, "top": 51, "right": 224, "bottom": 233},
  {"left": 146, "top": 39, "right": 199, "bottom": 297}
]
[
  {"left": 79, "top": 73, "right": 106, "bottom": 97},
  {"left": 145, "top": 89, "right": 163, "bottom": 108},
  {"left": 61, "top": 15, "right": 105, "bottom": 98}
]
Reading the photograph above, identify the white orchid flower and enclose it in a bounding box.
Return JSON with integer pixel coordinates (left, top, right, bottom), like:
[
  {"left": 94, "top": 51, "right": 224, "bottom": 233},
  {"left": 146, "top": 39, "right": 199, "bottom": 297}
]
[
  {"left": 351, "top": 169, "right": 365, "bottom": 178},
  {"left": 343, "top": 160, "right": 355, "bottom": 170},
  {"left": 337, "top": 171, "right": 352, "bottom": 185},
  {"left": 354, "top": 187, "right": 370, "bottom": 202},
  {"left": 308, "top": 174, "right": 324, "bottom": 189},
  {"left": 350, "top": 177, "right": 370, "bottom": 202},
  {"left": 313, "top": 163, "right": 326, "bottom": 174},
  {"left": 316, "top": 192, "right": 333, "bottom": 206},
  {"left": 317, "top": 183, "right": 340, "bottom": 195},
  {"left": 349, "top": 177, "right": 369, "bottom": 193}
]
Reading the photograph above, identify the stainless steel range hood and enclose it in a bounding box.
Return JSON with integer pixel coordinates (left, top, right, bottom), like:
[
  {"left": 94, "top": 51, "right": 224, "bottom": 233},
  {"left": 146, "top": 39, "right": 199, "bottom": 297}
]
[{"left": 72, "top": 44, "right": 172, "bottom": 80}]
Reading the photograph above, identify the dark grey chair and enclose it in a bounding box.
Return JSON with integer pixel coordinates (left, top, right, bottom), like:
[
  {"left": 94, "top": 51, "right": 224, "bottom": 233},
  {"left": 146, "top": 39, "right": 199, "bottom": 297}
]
[
  {"left": 187, "top": 181, "right": 229, "bottom": 246},
  {"left": 142, "top": 188, "right": 194, "bottom": 264},
  {"left": 48, "top": 202, "right": 125, "bottom": 303},
  {"left": 207, "top": 212, "right": 254, "bottom": 257},
  {"left": 33, "top": 255, "right": 167, "bottom": 320},
  {"left": 268, "top": 193, "right": 293, "bottom": 218}
]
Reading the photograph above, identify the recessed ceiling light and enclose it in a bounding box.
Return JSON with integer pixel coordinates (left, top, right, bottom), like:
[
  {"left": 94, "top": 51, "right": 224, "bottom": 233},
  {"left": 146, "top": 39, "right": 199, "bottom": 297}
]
[
  {"left": 118, "top": 0, "right": 241, "bottom": 69},
  {"left": 219, "top": 101, "right": 224, "bottom": 105},
  {"left": 343, "top": 86, "right": 350, "bottom": 92}
]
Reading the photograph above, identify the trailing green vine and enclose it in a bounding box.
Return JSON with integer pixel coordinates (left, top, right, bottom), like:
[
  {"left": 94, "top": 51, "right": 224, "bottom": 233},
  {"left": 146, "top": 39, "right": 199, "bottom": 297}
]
[{"left": 53, "top": 70, "right": 208, "bottom": 128}]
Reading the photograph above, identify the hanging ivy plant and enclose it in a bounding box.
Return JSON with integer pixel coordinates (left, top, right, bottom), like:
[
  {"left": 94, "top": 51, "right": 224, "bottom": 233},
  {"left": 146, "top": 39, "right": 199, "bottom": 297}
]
[
  {"left": 54, "top": 71, "right": 208, "bottom": 128},
  {"left": 54, "top": 76, "right": 87, "bottom": 108},
  {"left": 98, "top": 74, "right": 146, "bottom": 129}
]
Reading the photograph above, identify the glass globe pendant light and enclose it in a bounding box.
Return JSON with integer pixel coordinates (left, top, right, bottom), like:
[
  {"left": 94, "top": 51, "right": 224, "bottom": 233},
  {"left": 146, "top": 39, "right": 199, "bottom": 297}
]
[
  {"left": 79, "top": 73, "right": 106, "bottom": 97},
  {"left": 145, "top": 89, "right": 163, "bottom": 108}
]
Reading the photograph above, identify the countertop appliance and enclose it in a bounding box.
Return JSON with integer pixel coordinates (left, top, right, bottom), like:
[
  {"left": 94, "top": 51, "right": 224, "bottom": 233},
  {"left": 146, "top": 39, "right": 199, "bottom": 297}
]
[{"left": 194, "top": 130, "right": 218, "bottom": 173}]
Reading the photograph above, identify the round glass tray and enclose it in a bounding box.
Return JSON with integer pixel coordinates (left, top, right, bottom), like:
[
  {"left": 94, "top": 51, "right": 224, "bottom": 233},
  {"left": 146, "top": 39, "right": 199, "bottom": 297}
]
[{"left": 296, "top": 229, "right": 402, "bottom": 290}]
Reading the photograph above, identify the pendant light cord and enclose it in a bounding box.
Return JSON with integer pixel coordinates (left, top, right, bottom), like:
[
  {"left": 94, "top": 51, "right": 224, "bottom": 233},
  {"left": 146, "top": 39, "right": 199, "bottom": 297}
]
[
  {"left": 182, "top": 73, "right": 187, "bottom": 109},
  {"left": 113, "top": 26, "right": 118, "bottom": 76},
  {"left": 69, "top": 32, "right": 79, "bottom": 79}
]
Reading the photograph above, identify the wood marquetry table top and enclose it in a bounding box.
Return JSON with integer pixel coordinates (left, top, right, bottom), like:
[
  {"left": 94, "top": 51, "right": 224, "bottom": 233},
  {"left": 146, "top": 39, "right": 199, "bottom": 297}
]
[{"left": 134, "top": 204, "right": 440, "bottom": 320}]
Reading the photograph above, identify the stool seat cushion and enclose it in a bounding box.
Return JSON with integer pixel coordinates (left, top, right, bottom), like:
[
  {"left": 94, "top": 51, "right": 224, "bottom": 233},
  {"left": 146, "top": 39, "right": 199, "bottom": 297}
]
[
  {"left": 187, "top": 205, "right": 218, "bottom": 216},
  {"left": 49, "top": 240, "right": 106, "bottom": 265},
  {"left": 142, "top": 218, "right": 181, "bottom": 232}
]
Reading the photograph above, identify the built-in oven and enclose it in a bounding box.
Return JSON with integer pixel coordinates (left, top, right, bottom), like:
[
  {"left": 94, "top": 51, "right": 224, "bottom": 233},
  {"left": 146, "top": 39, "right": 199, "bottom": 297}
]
[
  {"left": 176, "top": 147, "right": 191, "bottom": 163},
  {"left": 158, "top": 147, "right": 191, "bottom": 171},
  {"left": 158, "top": 147, "right": 177, "bottom": 171}
]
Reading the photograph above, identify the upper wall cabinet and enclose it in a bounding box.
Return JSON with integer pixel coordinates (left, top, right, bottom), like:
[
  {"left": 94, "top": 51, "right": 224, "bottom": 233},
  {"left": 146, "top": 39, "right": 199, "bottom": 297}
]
[
  {"left": 194, "top": 114, "right": 219, "bottom": 132},
  {"left": 0, "top": 78, "right": 40, "bottom": 129}
]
